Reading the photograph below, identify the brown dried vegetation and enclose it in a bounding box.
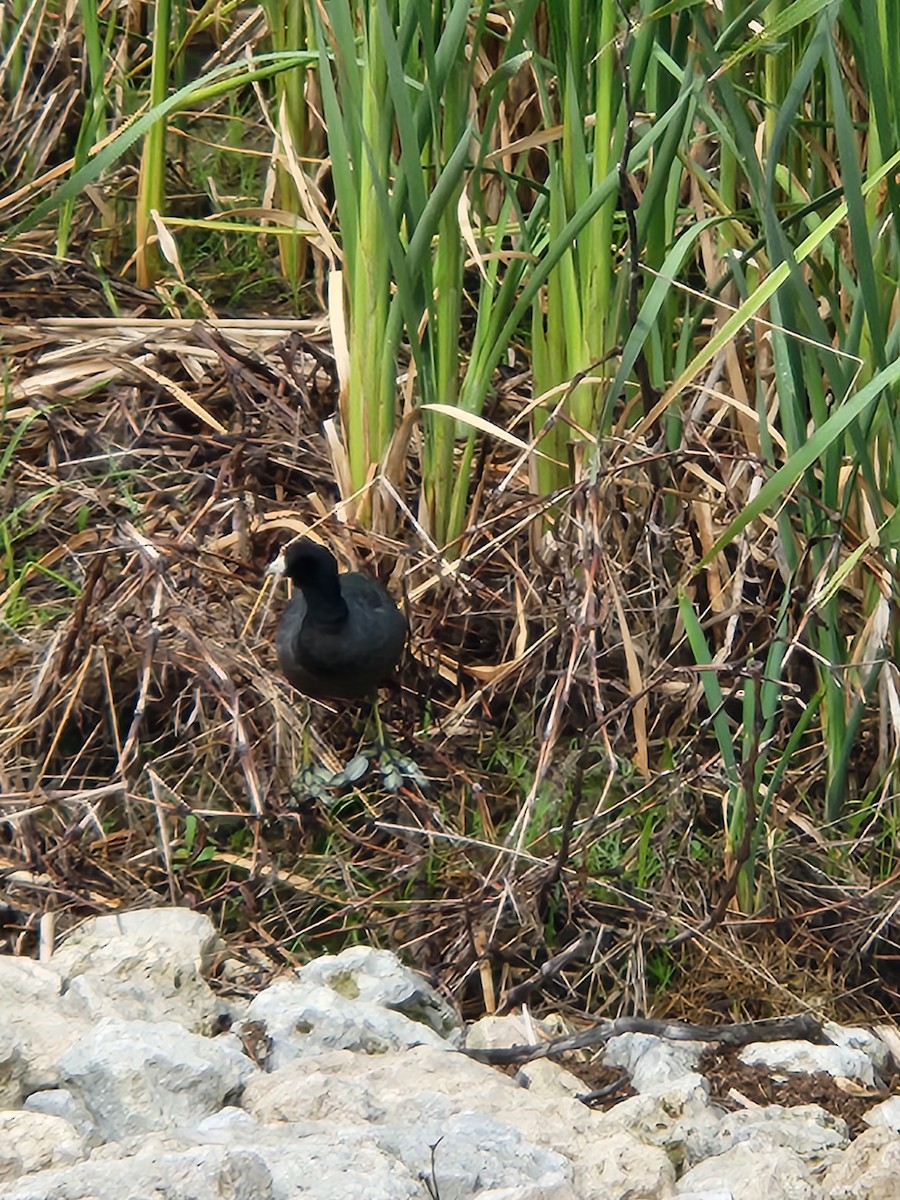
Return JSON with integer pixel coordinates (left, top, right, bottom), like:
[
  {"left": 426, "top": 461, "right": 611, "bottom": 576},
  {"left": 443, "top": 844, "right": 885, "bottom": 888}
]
[
  {"left": 2, "top": 265, "right": 899, "bottom": 1027},
  {"left": 2, "top": 2, "right": 900, "bottom": 1032}
]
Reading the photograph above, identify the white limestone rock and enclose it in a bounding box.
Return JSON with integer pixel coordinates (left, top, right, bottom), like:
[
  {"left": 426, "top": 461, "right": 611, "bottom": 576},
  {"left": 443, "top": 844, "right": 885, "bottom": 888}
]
[
  {"left": 824, "top": 1022, "right": 893, "bottom": 1076},
  {"left": 243, "top": 975, "right": 455, "bottom": 1067},
  {"left": 823, "top": 1124, "right": 900, "bottom": 1199},
  {"left": 685, "top": 1102, "right": 848, "bottom": 1167},
  {"left": 604, "top": 1031, "right": 707, "bottom": 1090},
  {"left": 863, "top": 1094, "right": 900, "bottom": 1132},
  {"left": 296, "top": 945, "right": 461, "bottom": 1043},
  {"left": 58, "top": 1017, "right": 253, "bottom": 1139},
  {"left": 0, "top": 1110, "right": 87, "bottom": 1184},
  {"left": 676, "top": 1139, "right": 824, "bottom": 1199},
  {"left": 243, "top": 1044, "right": 675, "bottom": 1200},
  {"left": 593, "top": 1072, "right": 723, "bottom": 1167},
  {"left": 737, "top": 1039, "right": 876, "bottom": 1087},
  {"left": 49, "top": 907, "right": 228, "bottom": 1033}
]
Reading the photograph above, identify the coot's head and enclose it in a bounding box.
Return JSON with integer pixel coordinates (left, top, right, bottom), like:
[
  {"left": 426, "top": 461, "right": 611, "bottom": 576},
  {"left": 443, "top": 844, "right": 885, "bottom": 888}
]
[
  {"left": 281, "top": 538, "right": 339, "bottom": 586},
  {"left": 269, "top": 538, "right": 348, "bottom": 626}
]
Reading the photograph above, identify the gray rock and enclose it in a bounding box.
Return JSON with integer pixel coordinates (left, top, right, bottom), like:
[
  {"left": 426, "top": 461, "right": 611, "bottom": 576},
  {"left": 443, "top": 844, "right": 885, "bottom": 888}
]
[
  {"left": 738, "top": 1039, "right": 876, "bottom": 1086},
  {"left": 378, "top": 1110, "right": 574, "bottom": 1199},
  {"left": 58, "top": 1017, "right": 253, "bottom": 1139},
  {"left": 823, "top": 1021, "right": 893, "bottom": 1076},
  {"left": 823, "top": 1124, "right": 900, "bottom": 1198},
  {"left": 515, "top": 1057, "right": 587, "bottom": 1100},
  {"left": 0, "top": 958, "right": 62, "bottom": 1007},
  {"left": 50, "top": 907, "right": 227, "bottom": 1033},
  {"left": 0, "top": 1111, "right": 86, "bottom": 1184},
  {"left": 22, "top": 1089, "right": 99, "bottom": 1142},
  {"left": 676, "top": 1139, "right": 825, "bottom": 1199},
  {"left": 296, "top": 945, "right": 461, "bottom": 1043},
  {"left": 864, "top": 1094, "right": 900, "bottom": 1131},
  {"left": 243, "top": 975, "right": 455, "bottom": 1067},
  {"left": 0, "top": 958, "right": 83, "bottom": 1093},
  {"left": 873, "top": 1022, "right": 900, "bottom": 1072},
  {"left": 242, "top": 1044, "right": 674, "bottom": 1200},
  {"left": 604, "top": 1031, "right": 707, "bottom": 1090},
  {"left": 686, "top": 1102, "right": 848, "bottom": 1167},
  {"left": 0, "top": 1027, "right": 26, "bottom": 1109},
  {"left": 593, "top": 1073, "right": 722, "bottom": 1169},
  {"left": 673, "top": 1193, "right": 733, "bottom": 1200},
  {"left": 0, "top": 908, "right": 895, "bottom": 1200},
  {"left": 0, "top": 1145, "right": 275, "bottom": 1200},
  {"left": 467, "top": 1012, "right": 542, "bottom": 1050},
  {"left": 192, "top": 1113, "right": 431, "bottom": 1199}
]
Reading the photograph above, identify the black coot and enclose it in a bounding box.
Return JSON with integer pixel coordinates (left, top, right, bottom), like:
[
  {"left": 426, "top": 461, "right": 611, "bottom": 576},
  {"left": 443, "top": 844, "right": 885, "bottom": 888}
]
[{"left": 273, "top": 539, "right": 407, "bottom": 700}]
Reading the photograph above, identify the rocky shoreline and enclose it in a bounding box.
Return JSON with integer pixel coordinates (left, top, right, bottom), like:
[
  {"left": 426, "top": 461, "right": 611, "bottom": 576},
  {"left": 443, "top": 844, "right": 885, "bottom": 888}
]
[{"left": 0, "top": 907, "right": 897, "bottom": 1199}]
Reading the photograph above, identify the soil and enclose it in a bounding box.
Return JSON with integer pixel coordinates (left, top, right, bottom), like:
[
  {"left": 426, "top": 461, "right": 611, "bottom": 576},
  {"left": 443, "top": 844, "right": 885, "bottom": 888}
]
[{"left": 565, "top": 1045, "right": 900, "bottom": 1138}]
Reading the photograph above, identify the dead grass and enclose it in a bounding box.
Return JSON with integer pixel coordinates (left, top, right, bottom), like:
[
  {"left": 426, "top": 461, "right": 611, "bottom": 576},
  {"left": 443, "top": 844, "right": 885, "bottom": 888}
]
[{"left": 1, "top": 253, "right": 899, "bottom": 1025}]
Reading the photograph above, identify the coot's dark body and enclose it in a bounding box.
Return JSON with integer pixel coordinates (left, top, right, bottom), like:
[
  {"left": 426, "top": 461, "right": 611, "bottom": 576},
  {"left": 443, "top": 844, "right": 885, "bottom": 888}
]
[{"left": 274, "top": 539, "right": 407, "bottom": 700}]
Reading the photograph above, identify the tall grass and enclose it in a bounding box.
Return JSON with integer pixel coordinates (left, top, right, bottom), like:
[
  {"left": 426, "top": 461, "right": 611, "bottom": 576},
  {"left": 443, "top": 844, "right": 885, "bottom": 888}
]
[
  {"left": 5, "top": 0, "right": 900, "bottom": 912},
  {"left": 530, "top": 2, "right": 621, "bottom": 497},
  {"left": 261, "top": 0, "right": 317, "bottom": 289},
  {"left": 671, "top": 3, "right": 900, "bottom": 871},
  {"left": 135, "top": 0, "right": 171, "bottom": 285},
  {"left": 313, "top": 0, "right": 544, "bottom": 538}
]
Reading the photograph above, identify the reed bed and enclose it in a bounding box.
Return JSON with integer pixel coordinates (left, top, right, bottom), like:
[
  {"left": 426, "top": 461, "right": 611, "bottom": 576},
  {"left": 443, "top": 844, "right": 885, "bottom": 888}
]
[{"left": 2, "top": 2, "right": 900, "bottom": 1024}]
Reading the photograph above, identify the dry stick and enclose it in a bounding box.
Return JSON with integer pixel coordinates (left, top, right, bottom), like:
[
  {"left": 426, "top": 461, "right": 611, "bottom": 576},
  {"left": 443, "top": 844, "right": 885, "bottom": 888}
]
[
  {"left": 32, "top": 651, "right": 95, "bottom": 793},
  {"left": 422, "top": 1137, "right": 444, "bottom": 1200},
  {"left": 543, "top": 744, "right": 589, "bottom": 890},
  {"left": 54, "top": 555, "right": 104, "bottom": 678},
  {"left": 503, "top": 526, "right": 601, "bottom": 866},
  {"left": 499, "top": 928, "right": 599, "bottom": 1014},
  {"left": 149, "top": 770, "right": 178, "bottom": 905},
  {"left": 464, "top": 1011, "right": 825, "bottom": 1066},
  {"left": 118, "top": 571, "right": 164, "bottom": 776},
  {"left": 482, "top": 363, "right": 609, "bottom": 873},
  {"left": 668, "top": 660, "right": 763, "bottom": 948},
  {"left": 496, "top": 742, "right": 597, "bottom": 1009},
  {"left": 184, "top": 626, "right": 266, "bottom": 820},
  {"left": 99, "top": 645, "right": 125, "bottom": 783}
]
